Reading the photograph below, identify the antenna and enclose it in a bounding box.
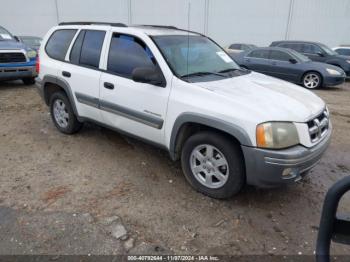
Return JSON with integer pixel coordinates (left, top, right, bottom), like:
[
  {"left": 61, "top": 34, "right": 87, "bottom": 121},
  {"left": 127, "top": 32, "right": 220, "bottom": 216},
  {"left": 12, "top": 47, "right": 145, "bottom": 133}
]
[{"left": 186, "top": 2, "right": 191, "bottom": 78}]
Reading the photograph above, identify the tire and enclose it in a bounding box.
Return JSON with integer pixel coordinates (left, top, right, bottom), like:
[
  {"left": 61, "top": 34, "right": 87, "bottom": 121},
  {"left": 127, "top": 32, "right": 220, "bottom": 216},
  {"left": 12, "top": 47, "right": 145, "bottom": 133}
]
[
  {"left": 302, "top": 72, "right": 322, "bottom": 89},
  {"left": 49, "top": 91, "right": 82, "bottom": 134},
  {"left": 181, "top": 131, "right": 245, "bottom": 199},
  {"left": 22, "top": 77, "right": 36, "bottom": 85}
]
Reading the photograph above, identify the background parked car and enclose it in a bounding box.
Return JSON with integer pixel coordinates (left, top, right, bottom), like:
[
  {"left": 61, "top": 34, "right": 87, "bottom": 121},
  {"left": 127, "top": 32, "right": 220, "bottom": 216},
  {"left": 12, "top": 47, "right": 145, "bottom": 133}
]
[
  {"left": 18, "top": 36, "right": 42, "bottom": 51},
  {"left": 0, "top": 26, "right": 38, "bottom": 84},
  {"left": 333, "top": 46, "right": 350, "bottom": 57},
  {"left": 270, "top": 41, "right": 350, "bottom": 78},
  {"left": 226, "top": 43, "right": 257, "bottom": 54},
  {"left": 234, "top": 47, "right": 346, "bottom": 89}
]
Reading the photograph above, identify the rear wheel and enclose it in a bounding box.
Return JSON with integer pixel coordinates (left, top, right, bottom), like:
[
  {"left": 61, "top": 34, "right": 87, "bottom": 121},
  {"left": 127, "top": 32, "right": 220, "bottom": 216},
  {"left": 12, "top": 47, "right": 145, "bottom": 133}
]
[
  {"left": 181, "top": 131, "right": 245, "bottom": 199},
  {"left": 49, "top": 92, "right": 82, "bottom": 134},
  {"left": 22, "top": 77, "right": 36, "bottom": 85},
  {"left": 302, "top": 72, "right": 322, "bottom": 89}
]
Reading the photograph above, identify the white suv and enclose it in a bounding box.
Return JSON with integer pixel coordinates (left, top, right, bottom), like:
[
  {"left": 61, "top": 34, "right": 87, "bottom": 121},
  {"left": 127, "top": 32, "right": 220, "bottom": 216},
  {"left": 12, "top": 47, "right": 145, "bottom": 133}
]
[{"left": 36, "top": 22, "right": 332, "bottom": 199}]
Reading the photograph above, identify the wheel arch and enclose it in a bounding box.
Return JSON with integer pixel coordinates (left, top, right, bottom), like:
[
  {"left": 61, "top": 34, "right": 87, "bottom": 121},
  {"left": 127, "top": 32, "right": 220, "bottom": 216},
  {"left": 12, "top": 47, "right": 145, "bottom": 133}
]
[
  {"left": 169, "top": 113, "right": 253, "bottom": 161},
  {"left": 42, "top": 75, "right": 78, "bottom": 116}
]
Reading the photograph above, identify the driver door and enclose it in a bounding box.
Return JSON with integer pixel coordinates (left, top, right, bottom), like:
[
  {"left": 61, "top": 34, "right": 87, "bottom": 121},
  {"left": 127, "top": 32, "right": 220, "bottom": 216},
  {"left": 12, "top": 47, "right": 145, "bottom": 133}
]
[{"left": 99, "top": 32, "right": 170, "bottom": 144}]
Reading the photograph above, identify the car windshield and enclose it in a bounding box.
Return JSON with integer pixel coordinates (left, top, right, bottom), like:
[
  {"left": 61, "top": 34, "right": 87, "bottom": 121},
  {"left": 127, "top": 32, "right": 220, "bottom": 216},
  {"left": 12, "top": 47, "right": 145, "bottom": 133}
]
[
  {"left": 152, "top": 35, "right": 240, "bottom": 78},
  {"left": 319, "top": 43, "right": 337, "bottom": 55},
  {"left": 0, "top": 26, "right": 13, "bottom": 41},
  {"left": 288, "top": 49, "right": 310, "bottom": 62}
]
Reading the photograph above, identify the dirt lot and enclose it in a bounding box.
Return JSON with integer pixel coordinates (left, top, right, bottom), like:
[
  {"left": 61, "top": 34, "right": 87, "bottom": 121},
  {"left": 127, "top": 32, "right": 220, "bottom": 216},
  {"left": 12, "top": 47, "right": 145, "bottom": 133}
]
[{"left": 0, "top": 80, "right": 349, "bottom": 256}]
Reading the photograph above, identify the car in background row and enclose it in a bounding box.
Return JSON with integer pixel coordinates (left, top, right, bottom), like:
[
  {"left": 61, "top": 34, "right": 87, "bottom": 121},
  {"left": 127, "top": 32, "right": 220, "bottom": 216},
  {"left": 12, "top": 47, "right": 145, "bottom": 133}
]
[
  {"left": 18, "top": 36, "right": 42, "bottom": 51},
  {"left": 234, "top": 47, "right": 346, "bottom": 89},
  {"left": 0, "top": 26, "right": 38, "bottom": 84},
  {"left": 333, "top": 46, "right": 350, "bottom": 57},
  {"left": 270, "top": 41, "right": 350, "bottom": 78},
  {"left": 226, "top": 43, "right": 257, "bottom": 54}
]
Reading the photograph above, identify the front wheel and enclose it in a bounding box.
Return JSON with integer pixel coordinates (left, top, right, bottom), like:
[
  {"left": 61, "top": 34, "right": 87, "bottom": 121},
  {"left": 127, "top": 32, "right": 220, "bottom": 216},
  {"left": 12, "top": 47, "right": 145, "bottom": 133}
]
[
  {"left": 181, "top": 132, "right": 245, "bottom": 199},
  {"left": 302, "top": 72, "right": 322, "bottom": 89}
]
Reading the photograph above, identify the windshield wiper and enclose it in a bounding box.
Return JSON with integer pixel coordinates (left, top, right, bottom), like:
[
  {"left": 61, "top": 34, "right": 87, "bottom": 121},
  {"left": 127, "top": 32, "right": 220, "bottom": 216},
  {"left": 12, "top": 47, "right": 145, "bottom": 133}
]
[
  {"left": 180, "top": 71, "right": 228, "bottom": 79},
  {"left": 218, "top": 68, "right": 242, "bottom": 73}
]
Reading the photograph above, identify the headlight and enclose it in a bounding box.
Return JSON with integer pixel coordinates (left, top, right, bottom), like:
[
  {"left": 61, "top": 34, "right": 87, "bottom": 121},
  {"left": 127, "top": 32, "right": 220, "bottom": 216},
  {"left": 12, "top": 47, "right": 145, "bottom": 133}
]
[
  {"left": 326, "top": 68, "right": 342, "bottom": 76},
  {"left": 347, "top": 60, "right": 350, "bottom": 64},
  {"left": 27, "top": 50, "right": 37, "bottom": 58},
  {"left": 256, "top": 122, "right": 299, "bottom": 149}
]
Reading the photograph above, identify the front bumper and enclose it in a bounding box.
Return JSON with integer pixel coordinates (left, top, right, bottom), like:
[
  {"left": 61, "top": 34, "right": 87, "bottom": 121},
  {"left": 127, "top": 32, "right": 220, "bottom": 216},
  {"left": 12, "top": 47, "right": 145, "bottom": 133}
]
[
  {"left": 323, "top": 75, "right": 346, "bottom": 86},
  {"left": 0, "top": 66, "right": 37, "bottom": 81},
  {"left": 242, "top": 125, "right": 332, "bottom": 188}
]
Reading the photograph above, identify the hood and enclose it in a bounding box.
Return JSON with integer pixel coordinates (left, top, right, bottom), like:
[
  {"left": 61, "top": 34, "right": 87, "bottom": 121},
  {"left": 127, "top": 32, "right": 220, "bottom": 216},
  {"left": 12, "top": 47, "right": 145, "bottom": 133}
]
[
  {"left": 195, "top": 72, "right": 325, "bottom": 123},
  {"left": 0, "top": 40, "right": 28, "bottom": 50}
]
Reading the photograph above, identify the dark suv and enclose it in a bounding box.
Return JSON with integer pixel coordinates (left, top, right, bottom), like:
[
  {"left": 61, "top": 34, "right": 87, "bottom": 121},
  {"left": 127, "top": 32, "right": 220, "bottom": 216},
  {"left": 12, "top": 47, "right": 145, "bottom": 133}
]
[{"left": 270, "top": 41, "right": 350, "bottom": 77}]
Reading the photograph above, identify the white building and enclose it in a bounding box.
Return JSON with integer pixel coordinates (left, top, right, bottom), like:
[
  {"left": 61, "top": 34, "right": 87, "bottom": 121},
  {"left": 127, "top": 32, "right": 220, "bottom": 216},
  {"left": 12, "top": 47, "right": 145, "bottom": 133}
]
[{"left": 1, "top": 0, "right": 349, "bottom": 47}]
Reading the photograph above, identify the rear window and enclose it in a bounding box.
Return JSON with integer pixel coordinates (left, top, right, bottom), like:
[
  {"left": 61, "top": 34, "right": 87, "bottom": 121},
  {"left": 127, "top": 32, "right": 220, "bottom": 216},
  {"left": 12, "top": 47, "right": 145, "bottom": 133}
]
[{"left": 45, "top": 29, "right": 77, "bottom": 60}]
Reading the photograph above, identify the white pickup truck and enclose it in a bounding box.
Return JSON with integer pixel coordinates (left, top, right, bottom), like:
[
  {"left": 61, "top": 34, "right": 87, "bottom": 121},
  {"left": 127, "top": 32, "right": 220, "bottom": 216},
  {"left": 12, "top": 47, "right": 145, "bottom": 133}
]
[{"left": 36, "top": 22, "right": 332, "bottom": 199}]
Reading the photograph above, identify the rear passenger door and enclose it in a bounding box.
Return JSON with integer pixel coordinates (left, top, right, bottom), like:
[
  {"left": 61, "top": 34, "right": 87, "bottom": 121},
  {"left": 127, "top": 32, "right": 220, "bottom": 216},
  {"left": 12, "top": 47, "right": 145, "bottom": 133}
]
[
  {"left": 99, "top": 32, "right": 171, "bottom": 144},
  {"left": 65, "top": 29, "right": 107, "bottom": 121}
]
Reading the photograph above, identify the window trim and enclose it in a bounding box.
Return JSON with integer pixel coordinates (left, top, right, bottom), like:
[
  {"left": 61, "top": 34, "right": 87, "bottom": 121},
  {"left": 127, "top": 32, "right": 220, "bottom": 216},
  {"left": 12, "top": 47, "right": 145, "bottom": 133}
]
[
  {"left": 104, "top": 32, "right": 167, "bottom": 87},
  {"left": 45, "top": 29, "right": 78, "bottom": 61}
]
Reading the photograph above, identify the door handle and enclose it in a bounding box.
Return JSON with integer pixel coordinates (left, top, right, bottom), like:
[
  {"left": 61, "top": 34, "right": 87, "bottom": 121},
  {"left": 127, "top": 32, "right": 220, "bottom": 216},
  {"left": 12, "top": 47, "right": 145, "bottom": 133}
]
[
  {"left": 62, "top": 71, "right": 71, "bottom": 78},
  {"left": 271, "top": 62, "right": 277, "bottom": 66},
  {"left": 104, "top": 82, "right": 114, "bottom": 90}
]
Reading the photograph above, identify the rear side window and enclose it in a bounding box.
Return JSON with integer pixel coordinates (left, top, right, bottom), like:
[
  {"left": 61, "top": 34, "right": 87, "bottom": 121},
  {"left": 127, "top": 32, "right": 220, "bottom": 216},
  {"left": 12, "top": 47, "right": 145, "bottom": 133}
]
[
  {"left": 279, "top": 43, "right": 303, "bottom": 52},
  {"left": 45, "top": 29, "right": 77, "bottom": 60},
  {"left": 269, "top": 50, "right": 291, "bottom": 61},
  {"left": 70, "top": 31, "right": 85, "bottom": 64},
  {"left": 247, "top": 50, "right": 270, "bottom": 59},
  {"left": 107, "top": 34, "right": 157, "bottom": 78},
  {"left": 79, "top": 30, "right": 106, "bottom": 68}
]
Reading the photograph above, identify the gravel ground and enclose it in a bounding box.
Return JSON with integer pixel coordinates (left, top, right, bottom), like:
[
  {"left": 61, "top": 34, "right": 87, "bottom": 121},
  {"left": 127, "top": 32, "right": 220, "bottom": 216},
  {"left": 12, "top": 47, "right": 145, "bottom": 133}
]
[{"left": 0, "top": 80, "right": 349, "bottom": 256}]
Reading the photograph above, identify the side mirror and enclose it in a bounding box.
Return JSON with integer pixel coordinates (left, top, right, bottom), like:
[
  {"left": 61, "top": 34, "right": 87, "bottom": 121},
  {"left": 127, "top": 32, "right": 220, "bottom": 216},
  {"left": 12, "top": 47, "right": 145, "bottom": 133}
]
[
  {"left": 316, "top": 176, "right": 350, "bottom": 262},
  {"left": 317, "top": 51, "right": 325, "bottom": 57},
  {"left": 132, "top": 67, "right": 165, "bottom": 87},
  {"left": 289, "top": 58, "right": 298, "bottom": 64},
  {"left": 13, "top": 36, "right": 20, "bottom": 42}
]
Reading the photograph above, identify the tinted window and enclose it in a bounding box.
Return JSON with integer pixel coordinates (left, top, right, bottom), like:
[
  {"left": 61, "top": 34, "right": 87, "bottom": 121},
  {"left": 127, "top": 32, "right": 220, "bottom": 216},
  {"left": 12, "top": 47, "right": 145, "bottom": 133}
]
[
  {"left": 229, "top": 44, "right": 241, "bottom": 49},
  {"left": 302, "top": 44, "right": 322, "bottom": 54},
  {"left": 46, "top": 29, "right": 77, "bottom": 60},
  {"left": 336, "top": 48, "right": 350, "bottom": 56},
  {"left": 247, "top": 50, "right": 270, "bottom": 59},
  {"left": 79, "top": 30, "right": 105, "bottom": 68},
  {"left": 107, "top": 34, "right": 157, "bottom": 78},
  {"left": 279, "top": 43, "right": 303, "bottom": 52},
  {"left": 270, "top": 50, "right": 291, "bottom": 61},
  {"left": 70, "top": 31, "right": 85, "bottom": 64}
]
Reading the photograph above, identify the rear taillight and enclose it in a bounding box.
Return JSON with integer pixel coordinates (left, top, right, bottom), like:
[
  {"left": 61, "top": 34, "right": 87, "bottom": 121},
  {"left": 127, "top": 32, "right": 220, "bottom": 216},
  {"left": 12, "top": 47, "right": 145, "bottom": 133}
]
[{"left": 35, "top": 54, "right": 40, "bottom": 74}]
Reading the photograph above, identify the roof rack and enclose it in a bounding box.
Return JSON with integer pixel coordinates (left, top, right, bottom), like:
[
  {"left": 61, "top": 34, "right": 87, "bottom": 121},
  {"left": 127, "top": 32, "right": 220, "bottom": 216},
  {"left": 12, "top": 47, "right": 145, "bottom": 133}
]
[
  {"left": 59, "top": 22, "right": 127, "bottom": 27},
  {"left": 136, "top": 25, "right": 178, "bottom": 30}
]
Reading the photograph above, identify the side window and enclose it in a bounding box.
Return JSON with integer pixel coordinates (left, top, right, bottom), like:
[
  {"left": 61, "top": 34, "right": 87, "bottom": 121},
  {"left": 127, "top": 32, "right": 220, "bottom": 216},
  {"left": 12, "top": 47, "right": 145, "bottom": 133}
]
[
  {"left": 107, "top": 34, "right": 157, "bottom": 78},
  {"left": 336, "top": 48, "right": 350, "bottom": 56},
  {"left": 230, "top": 44, "right": 240, "bottom": 49},
  {"left": 79, "top": 30, "right": 106, "bottom": 68},
  {"left": 70, "top": 30, "right": 85, "bottom": 64},
  {"left": 247, "top": 50, "right": 269, "bottom": 59},
  {"left": 269, "top": 50, "right": 291, "bottom": 61},
  {"left": 45, "top": 29, "right": 77, "bottom": 60},
  {"left": 302, "top": 44, "right": 322, "bottom": 54}
]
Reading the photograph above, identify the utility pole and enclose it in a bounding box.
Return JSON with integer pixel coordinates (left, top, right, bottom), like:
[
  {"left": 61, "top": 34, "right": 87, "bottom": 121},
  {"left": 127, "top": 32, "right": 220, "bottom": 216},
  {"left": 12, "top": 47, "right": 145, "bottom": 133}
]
[
  {"left": 54, "top": 0, "right": 60, "bottom": 24},
  {"left": 285, "top": 0, "right": 295, "bottom": 40}
]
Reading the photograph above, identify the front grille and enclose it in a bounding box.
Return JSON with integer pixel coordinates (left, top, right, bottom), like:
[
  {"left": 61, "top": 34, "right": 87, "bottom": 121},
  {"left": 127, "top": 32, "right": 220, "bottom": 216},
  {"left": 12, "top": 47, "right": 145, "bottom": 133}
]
[
  {"left": 307, "top": 108, "right": 330, "bottom": 143},
  {"left": 0, "top": 52, "right": 26, "bottom": 63}
]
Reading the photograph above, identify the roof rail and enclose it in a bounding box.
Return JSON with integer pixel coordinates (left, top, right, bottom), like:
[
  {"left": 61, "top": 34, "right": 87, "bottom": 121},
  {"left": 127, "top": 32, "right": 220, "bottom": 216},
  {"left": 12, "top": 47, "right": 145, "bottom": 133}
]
[
  {"left": 59, "top": 22, "right": 127, "bottom": 27},
  {"left": 136, "top": 25, "right": 178, "bottom": 30}
]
